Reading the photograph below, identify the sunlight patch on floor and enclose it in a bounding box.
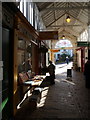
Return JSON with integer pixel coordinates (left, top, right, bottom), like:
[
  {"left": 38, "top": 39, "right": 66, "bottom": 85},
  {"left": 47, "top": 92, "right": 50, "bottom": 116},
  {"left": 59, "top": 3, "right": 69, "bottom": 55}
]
[
  {"left": 61, "top": 78, "right": 75, "bottom": 86},
  {"left": 55, "top": 79, "right": 61, "bottom": 83},
  {"left": 37, "top": 87, "right": 49, "bottom": 108},
  {"left": 17, "top": 92, "right": 31, "bottom": 109}
]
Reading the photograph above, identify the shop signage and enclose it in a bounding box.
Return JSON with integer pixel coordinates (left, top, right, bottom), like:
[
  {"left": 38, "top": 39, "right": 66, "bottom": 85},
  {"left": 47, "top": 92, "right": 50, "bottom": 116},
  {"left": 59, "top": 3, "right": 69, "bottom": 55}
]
[
  {"left": 77, "top": 42, "right": 90, "bottom": 47},
  {"left": 50, "top": 49, "right": 60, "bottom": 52},
  {"left": 39, "top": 31, "right": 58, "bottom": 40}
]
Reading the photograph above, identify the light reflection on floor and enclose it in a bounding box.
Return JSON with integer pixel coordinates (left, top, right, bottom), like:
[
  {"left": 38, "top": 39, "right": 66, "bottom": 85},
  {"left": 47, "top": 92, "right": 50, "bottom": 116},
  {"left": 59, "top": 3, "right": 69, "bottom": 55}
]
[
  {"left": 55, "top": 62, "right": 75, "bottom": 85},
  {"left": 62, "top": 79, "right": 75, "bottom": 85},
  {"left": 37, "top": 87, "right": 49, "bottom": 108},
  {"left": 55, "top": 62, "right": 73, "bottom": 74}
]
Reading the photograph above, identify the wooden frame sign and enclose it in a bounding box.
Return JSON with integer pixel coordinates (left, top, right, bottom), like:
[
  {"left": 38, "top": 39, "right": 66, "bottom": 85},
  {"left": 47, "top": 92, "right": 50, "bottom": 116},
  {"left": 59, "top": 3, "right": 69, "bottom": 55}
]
[{"left": 39, "top": 31, "right": 58, "bottom": 40}]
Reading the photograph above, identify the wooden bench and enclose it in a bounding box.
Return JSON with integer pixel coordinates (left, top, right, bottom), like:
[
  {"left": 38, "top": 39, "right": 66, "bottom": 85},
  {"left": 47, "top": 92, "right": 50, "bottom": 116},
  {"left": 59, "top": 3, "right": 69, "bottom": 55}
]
[
  {"left": 18, "top": 73, "right": 45, "bottom": 101},
  {"left": 18, "top": 72, "right": 31, "bottom": 100}
]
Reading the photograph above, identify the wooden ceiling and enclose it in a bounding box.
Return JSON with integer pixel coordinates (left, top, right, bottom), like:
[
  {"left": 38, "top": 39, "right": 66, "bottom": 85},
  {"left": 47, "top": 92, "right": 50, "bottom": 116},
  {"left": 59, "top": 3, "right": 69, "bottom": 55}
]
[{"left": 35, "top": 2, "right": 89, "bottom": 40}]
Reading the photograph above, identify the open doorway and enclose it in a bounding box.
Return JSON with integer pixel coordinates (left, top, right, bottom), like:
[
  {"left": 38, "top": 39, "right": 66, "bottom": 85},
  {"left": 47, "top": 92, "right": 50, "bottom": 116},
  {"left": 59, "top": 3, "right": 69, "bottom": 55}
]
[{"left": 54, "top": 39, "right": 73, "bottom": 64}]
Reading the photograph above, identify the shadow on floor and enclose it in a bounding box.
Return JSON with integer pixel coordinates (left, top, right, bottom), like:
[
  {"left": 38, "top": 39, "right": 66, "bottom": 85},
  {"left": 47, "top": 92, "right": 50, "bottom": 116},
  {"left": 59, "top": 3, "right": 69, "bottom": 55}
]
[{"left": 14, "top": 70, "right": 90, "bottom": 120}]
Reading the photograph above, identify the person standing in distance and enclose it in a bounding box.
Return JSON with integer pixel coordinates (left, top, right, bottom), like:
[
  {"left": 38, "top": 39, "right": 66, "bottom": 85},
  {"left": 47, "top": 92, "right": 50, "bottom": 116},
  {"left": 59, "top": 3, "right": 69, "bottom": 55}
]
[
  {"left": 48, "top": 61, "right": 55, "bottom": 85},
  {"left": 84, "top": 57, "right": 90, "bottom": 88},
  {"left": 66, "top": 56, "right": 69, "bottom": 64}
]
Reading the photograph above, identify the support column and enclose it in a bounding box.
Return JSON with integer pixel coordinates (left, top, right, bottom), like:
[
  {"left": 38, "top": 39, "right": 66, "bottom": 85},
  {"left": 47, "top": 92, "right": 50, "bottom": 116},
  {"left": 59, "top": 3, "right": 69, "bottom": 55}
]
[
  {"left": 13, "top": 29, "right": 18, "bottom": 116},
  {"left": 73, "top": 42, "right": 77, "bottom": 70},
  {"left": 88, "top": 25, "right": 90, "bottom": 60},
  {"left": 51, "top": 52, "right": 55, "bottom": 63},
  {"left": 0, "top": 2, "right": 2, "bottom": 120},
  {"left": 73, "top": 48, "right": 76, "bottom": 69},
  {"left": 88, "top": 2, "right": 90, "bottom": 60},
  {"left": 50, "top": 40, "right": 54, "bottom": 63}
]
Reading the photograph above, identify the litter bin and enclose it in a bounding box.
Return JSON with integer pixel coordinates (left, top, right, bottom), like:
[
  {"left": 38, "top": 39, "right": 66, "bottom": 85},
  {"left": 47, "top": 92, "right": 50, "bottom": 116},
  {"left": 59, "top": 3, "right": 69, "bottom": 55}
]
[{"left": 67, "top": 69, "right": 72, "bottom": 77}]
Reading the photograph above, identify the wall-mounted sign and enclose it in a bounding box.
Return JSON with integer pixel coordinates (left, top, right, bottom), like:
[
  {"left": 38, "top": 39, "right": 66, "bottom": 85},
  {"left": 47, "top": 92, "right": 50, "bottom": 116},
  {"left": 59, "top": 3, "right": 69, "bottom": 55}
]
[
  {"left": 50, "top": 49, "right": 60, "bottom": 52},
  {"left": 77, "top": 42, "right": 90, "bottom": 47},
  {"left": 39, "top": 31, "right": 58, "bottom": 40}
]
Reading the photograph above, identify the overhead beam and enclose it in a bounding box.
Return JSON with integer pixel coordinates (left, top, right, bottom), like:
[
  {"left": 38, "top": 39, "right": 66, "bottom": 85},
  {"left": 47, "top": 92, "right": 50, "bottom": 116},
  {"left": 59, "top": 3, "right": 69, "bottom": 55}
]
[
  {"left": 59, "top": 33, "right": 77, "bottom": 40},
  {"left": 77, "top": 3, "right": 86, "bottom": 17},
  {"left": 54, "top": 3, "right": 56, "bottom": 23},
  {"left": 71, "top": 3, "right": 87, "bottom": 27},
  {"left": 58, "top": 28, "right": 79, "bottom": 37},
  {"left": 38, "top": 2, "right": 53, "bottom": 11},
  {"left": 50, "top": 47, "right": 77, "bottom": 50},
  {"left": 67, "top": 12, "right": 88, "bottom": 27},
  {"left": 40, "top": 6, "right": 89, "bottom": 13},
  {"left": 46, "top": 12, "right": 66, "bottom": 27},
  {"left": 48, "top": 25, "right": 82, "bottom": 27},
  {"left": 65, "top": 27, "right": 79, "bottom": 36},
  {"left": 58, "top": 34, "right": 76, "bottom": 40},
  {"left": 46, "top": 12, "right": 87, "bottom": 28}
]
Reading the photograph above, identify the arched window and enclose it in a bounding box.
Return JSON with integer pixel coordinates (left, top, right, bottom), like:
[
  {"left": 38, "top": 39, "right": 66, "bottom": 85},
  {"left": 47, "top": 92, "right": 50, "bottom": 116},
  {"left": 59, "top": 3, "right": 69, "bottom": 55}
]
[
  {"left": 55, "top": 39, "right": 73, "bottom": 61},
  {"left": 55, "top": 39, "right": 73, "bottom": 48}
]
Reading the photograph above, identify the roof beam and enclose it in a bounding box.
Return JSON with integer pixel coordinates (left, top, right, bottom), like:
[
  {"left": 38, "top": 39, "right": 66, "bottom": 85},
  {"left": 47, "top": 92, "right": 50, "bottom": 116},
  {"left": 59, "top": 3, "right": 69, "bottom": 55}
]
[
  {"left": 67, "top": 12, "right": 87, "bottom": 27},
  {"left": 59, "top": 32, "right": 77, "bottom": 39},
  {"left": 40, "top": 6, "right": 89, "bottom": 13},
  {"left": 46, "top": 12, "right": 87, "bottom": 28},
  {"left": 48, "top": 25, "right": 82, "bottom": 27},
  {"left": 58, "top": 33, "right": 77, "bottom": 41},
  {"left": 73, "top": 3, "right": 86, "bottom": 25},
  {"left": 38, "top": 2, "right": 53, "bottom": 11},
  {"left": 46, "top": 12, "right": 66, "bottom": 27},
  {"left": 54, "top": 3, "right": 57, "bottom": 23},
  {"left": 58, "top": 27, "right": 79, "bottom": 37},
  {"left": 65, "top": 27, "right": 79, "bottom": 36}
]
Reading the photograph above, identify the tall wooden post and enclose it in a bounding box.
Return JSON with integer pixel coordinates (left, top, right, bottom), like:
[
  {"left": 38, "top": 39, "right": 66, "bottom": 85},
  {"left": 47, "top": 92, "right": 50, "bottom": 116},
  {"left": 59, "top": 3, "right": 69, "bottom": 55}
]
[
  {"left": 0, "top": 2, "right": 2, "bottom": 120},
  {"left": 13, "top": 29, "right": 18, "bottom": 115}
]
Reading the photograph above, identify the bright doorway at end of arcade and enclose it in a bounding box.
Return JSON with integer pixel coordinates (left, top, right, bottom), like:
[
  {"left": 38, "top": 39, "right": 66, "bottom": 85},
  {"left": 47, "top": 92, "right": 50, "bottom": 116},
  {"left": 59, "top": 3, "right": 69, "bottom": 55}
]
[{"left": 55, "top": 39, "right": 73, "bottom": 64}]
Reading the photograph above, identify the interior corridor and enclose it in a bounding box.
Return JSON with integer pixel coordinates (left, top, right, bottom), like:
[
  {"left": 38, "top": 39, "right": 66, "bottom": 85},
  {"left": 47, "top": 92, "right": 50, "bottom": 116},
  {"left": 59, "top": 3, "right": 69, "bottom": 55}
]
[{"left": 15, "top": 62, "right": 90, "bottom": 120}]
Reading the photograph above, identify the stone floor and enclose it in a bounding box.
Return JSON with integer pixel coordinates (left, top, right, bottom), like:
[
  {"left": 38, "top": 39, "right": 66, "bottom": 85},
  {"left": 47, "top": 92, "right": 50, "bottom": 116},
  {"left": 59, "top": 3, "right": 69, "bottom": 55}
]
[{"left": 15, "top": 62, "right": 90, "bottom": 120}]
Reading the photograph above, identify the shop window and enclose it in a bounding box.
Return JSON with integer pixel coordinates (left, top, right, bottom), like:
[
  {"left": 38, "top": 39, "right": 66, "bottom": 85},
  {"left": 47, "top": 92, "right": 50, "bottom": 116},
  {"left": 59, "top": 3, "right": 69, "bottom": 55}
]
[{"left": 17, "top": 39, "right": 32, "bottom": 73}]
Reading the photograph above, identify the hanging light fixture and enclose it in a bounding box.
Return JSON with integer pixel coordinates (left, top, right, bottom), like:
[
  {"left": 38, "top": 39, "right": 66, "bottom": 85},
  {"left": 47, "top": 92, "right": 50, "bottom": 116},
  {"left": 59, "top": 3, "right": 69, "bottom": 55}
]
[
  {"left": 62, "top": 35, "right": 65, "bottom": 39},
  {"left": 66, "top": 2, "right": 71, "bottom": 23},
  {"left": 66, "top": 15, "right": 71, "bottom": 23}
]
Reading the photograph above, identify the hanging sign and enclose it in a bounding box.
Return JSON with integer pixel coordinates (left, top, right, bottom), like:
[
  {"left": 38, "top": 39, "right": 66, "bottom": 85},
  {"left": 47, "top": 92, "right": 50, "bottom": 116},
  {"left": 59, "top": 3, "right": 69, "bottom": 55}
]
[
  {"left": 39, "top": 31, "right": 58, "bottom": 40},
  {"left": 50, "top": 49, "right": 60, "bottom": 52}
]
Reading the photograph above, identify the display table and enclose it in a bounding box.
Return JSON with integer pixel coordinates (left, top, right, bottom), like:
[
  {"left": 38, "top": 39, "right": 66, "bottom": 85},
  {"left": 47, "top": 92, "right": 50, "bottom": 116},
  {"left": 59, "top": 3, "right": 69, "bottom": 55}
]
[{"left": 23, "top": 75, "right": 46, "bottom": 87}]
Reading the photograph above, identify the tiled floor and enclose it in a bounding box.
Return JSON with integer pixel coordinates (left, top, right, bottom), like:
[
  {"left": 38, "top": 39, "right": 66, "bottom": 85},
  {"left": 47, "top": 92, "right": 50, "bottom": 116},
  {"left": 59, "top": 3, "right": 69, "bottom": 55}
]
[{"left": 15, "top": 62, "right": 90, "bottom": 120}]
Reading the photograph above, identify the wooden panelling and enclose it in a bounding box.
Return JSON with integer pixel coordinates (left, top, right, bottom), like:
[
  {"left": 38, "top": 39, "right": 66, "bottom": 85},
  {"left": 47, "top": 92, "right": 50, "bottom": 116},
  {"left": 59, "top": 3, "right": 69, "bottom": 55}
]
[
  {"left": 15, "top": 12, "right": 39, "bottom": 40},
  {"left": 2, "top": 7, "right": 14, "bottom": 28}
]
